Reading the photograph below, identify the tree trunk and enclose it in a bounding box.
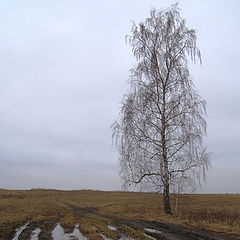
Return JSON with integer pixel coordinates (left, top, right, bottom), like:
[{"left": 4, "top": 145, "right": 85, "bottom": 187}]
[
  {"left": 161, "top": 84, "right": 172, "bottom": 214},
  {"left": 162, "top": 136, "right": 171, "bottom": 214},
  {"left": 175, "top": 193, "right": 179, "bottom": 212},
  {"left": 163, "top": 171, "right": 172, "bottom": 214}
]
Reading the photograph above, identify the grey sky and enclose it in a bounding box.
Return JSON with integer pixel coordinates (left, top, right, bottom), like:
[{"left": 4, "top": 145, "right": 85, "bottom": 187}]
[{"left": 0, "top": 0, "right": 239, "bottom": 193}]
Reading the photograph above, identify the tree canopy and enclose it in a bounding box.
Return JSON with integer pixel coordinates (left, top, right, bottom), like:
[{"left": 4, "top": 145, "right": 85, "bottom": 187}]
[{"left": 112, "top": 4, "right": 211, "bottom": 214}]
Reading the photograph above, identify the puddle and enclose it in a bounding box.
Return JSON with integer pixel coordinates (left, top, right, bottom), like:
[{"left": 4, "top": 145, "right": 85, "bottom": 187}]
[
  {"left": 145, "top": 228, "right": 184, "bottom": 240},
  {"left": 144, "top": 233, "right": 156, "bottom": 240},
  {"left": 31, "top": 228, "right": 41, "bottom": 240},
  {"left": 12, "top": 223, "right": 29, "bottom": 240},
  {"left": 11, "top": 222, "right": 162, "bottom": 240},
  {"left": 70, "top": 224, "right": 88, "bottom": 240},
  {"left": 52, "top": 223, "right": 87, "bottom": 240},
  {"left": 145, "top": 228, "right": 162, "bottom": 234},
  {"left": 107, "top": 225, "right": 117, "bottom": 231}
]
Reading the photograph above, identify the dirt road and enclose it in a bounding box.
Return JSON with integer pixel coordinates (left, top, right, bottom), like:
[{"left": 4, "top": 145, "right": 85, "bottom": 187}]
[{"left": 11, "top": 207, "right": 237, "bottom": 240}]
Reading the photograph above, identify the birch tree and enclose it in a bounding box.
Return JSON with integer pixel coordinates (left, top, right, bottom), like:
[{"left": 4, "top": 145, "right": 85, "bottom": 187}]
[{"left": 112, "top": 4, "right": 210, "bottom": 214}]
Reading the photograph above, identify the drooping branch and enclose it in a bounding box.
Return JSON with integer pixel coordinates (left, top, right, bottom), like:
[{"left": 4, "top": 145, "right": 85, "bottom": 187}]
[{"left": 112, "top": 4, "right": 210, "bottom": 213}]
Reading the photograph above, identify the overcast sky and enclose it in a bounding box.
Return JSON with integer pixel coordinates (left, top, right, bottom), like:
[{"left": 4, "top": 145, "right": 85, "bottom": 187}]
[{"left": 0, "top": 0, "right": 239, "bottom": 193}]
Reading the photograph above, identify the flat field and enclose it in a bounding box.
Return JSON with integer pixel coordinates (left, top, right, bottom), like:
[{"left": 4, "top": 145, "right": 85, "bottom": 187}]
[{"left": 0, "top": 189, "right": 239, "bottom": 240}]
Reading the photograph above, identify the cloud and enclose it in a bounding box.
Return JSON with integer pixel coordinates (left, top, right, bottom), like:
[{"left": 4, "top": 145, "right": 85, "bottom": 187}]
[{"left": 0, "top": 0, "right": 239, "bottom": 192}]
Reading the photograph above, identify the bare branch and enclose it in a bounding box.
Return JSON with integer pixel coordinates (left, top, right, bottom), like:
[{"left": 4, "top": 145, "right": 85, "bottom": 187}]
[{"left": 112, "top": 4, "right": 210, "bottom": 214}]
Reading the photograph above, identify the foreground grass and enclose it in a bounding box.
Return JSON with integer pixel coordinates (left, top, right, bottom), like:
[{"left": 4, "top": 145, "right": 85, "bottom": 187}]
[{"left": 0, "top": 189, "right": 239, "bottom": 239}]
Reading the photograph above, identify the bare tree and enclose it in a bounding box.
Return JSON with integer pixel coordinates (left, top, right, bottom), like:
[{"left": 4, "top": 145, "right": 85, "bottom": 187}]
[{"left": 112, "top": 4, "right": 210, "bottom": 214}]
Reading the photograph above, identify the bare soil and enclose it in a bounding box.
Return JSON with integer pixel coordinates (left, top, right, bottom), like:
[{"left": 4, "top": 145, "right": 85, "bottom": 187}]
[
  {"left": 72, "top": 206, "right": 237, "bottom": 240},
  {"left": 14, "top": 215, "right": 237, "bottom": 240}
]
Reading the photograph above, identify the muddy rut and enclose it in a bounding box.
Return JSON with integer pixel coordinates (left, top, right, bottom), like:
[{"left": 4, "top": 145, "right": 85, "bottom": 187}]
[{"left": 10, "top": 207, "right": 238, "bottom": 240}]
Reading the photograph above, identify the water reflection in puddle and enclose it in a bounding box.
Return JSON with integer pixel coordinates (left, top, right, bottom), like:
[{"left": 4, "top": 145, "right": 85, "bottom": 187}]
[
  {"left": 52, "top": 223, "right": 87, "bottom": 240},
  {"left": 107, "top": 225, "right": 117, "bottom": 231},
  {"left": 31, "top": 228, "right": 41, "bottom": 240},
  {"left": 12, "top": 222, "right": 149, "bottom": 240},
  {"left": 145, "top": 228, "right": 162, "bottom": 234},
  {"left": 12, "top": 223, "right": 29, "bottom": 240}
]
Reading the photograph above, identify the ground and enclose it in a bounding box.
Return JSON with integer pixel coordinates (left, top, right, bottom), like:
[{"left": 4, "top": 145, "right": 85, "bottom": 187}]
[{"left": 0, "top": 189, "right": 239, "bottom": 240}]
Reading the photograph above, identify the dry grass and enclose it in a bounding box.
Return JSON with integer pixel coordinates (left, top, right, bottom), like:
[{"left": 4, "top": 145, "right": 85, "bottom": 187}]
[
  {"left": 172, "top": 194, "right": 240, "bottom": 236},
  {"left": 0, "top": 189, "right": 239, "bottom": 239}
]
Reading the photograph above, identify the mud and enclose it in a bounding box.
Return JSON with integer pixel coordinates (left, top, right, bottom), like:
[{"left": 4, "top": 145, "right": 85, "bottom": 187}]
[
  {"left": 114, "top": 219, "right": 237, "bottom": 240},
  {"left": 12, "top": 223, "right": 29, "bottom": 240},
  {"left": 18, "top": 222, "right": 39, "bottom": 240},
  {"left": 12, "top": 222, "right": 56, "bottom": 240},
  {"left": 38, "top": 221, "right": 56, "bottom": 240},
  {"left": 71, "top": 207, "right": 238, "bottom": 240},
  {"left": 11, "top": 210, "right": 238, "bottom": 240}
]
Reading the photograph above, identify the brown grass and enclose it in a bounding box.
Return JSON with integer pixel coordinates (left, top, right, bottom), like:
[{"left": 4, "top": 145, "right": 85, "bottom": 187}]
[{"left": 0, "top": 189, "right": 239, "bottom": 239}]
